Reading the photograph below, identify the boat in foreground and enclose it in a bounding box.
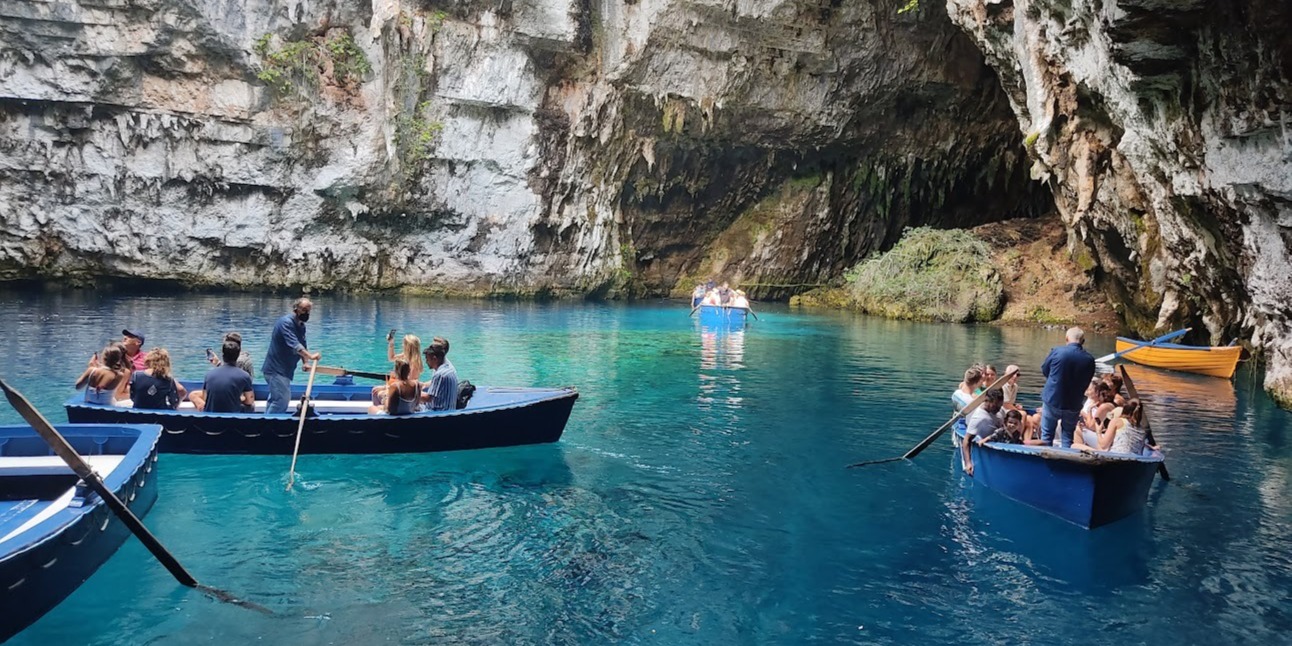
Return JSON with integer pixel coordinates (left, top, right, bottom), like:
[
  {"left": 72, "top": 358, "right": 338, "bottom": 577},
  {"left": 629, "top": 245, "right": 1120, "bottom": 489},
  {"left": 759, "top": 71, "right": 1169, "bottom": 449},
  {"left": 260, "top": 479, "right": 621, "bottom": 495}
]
[
  {"left": 697, "top": 305, "right": 749, "bottom": 328},
  {"left": 955, "top": 428, "right": 1163, "bottom": 528},
  {"left": 1114, "top": 337, "right": 1241, "bottom": 379},
  {"left": 0, "top": 423, "right": 161, "bottom": 642},
  {"left": 65, "top": 382, "right": 578, "bottom": 455}
]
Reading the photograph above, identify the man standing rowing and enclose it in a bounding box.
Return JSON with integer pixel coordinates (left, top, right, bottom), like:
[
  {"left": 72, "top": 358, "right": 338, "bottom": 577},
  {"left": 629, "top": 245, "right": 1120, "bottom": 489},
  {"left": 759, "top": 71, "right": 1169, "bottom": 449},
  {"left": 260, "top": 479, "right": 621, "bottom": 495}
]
[
  {"left": 1039, "top": 326, "right": 1096, "bottom": 447},
  {"left": 261, "top": 297, "right": 321, "bottom": 414}
]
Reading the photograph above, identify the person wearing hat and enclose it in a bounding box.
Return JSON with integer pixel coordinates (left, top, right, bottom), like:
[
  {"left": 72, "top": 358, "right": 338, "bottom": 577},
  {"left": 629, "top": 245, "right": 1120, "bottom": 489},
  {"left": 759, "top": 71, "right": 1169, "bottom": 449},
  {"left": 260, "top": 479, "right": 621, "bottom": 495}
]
[{"left": 121, "top": 329, "right": 147, "bottom": 371}]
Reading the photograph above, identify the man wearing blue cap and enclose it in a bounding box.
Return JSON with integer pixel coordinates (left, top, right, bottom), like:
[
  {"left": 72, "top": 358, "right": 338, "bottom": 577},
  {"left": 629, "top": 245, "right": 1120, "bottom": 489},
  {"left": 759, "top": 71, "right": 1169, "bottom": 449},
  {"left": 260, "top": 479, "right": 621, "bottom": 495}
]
[{"left": 122, "top": 329, "right": 147, "bottom": 371}]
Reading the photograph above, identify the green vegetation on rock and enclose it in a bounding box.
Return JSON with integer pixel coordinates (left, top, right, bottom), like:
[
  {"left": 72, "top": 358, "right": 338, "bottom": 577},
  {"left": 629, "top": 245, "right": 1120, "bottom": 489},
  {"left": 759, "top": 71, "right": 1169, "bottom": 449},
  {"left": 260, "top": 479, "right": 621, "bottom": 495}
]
[
  {"left": 254, "top": 31, "right": 371, "bottom": 99},
  {"left": 395, "top": 101, "right": 444, "bottom": 166},
  {"left": 837, "top": 227, "right": 1004, "bottom": 323}
]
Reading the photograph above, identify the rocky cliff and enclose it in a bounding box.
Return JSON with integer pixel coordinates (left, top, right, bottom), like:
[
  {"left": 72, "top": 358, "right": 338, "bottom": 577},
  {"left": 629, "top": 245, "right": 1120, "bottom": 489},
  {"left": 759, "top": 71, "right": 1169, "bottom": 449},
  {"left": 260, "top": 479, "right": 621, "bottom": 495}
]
[
  {"left": 947, "top": 0, "right": 1292, "bottom": 404},
  {"left": 0, "top": 0, "right": 1046, "bottom": 302}
]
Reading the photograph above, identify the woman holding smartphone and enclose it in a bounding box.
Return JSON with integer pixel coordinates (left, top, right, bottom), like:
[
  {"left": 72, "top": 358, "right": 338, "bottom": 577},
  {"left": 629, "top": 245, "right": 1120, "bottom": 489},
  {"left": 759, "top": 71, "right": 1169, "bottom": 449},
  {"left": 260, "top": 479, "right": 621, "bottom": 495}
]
[{"left": 371, "top": 331, "right": 423, "bottom": 405}]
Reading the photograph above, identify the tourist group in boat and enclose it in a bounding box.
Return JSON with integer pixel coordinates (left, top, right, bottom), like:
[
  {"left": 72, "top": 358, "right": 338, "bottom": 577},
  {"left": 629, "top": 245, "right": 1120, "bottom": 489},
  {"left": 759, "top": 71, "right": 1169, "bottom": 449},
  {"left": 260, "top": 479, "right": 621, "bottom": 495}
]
[
  {"left": 71, "top": 297, "right": 461, "bottom": 416},
  {"left": 691, "top": 281, "right": 751, "bottom": 308},
  {"left": 955, "top": 326, "right": 1156, "bottom": 476}
]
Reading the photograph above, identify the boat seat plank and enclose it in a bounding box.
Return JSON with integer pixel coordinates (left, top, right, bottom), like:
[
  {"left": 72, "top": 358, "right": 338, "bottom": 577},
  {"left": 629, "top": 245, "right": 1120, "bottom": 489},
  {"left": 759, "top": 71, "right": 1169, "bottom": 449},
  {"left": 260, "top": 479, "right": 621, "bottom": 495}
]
[
  {"left": 0, "top": 455, "right": 126, "bottom": 473},
  {"left": 0, "top": 490, "right": 76, "bottom": 545}
]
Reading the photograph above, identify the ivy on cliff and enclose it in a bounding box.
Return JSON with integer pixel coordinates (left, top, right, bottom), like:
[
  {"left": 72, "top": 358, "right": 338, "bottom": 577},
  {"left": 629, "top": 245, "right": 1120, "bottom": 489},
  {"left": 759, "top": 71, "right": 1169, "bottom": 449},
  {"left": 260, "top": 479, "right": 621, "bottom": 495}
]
[{"left": 253, "top": 31, "right": 372, "bottom": 99}]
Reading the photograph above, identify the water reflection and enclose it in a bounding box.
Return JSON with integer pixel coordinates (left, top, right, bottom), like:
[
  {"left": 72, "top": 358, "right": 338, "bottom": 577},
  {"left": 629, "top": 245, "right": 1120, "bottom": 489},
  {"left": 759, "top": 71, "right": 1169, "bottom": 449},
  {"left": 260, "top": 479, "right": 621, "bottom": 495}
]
[
  {"left": 945, "top": 465, "right": 1157, "bottom": 591},
  {"left": 697, "top": 328, "right": 745, "bottom": 417},
  {"left": 1121, "top": 365, "right": 1238, "bottom": 429},
  {"left": 697, "top": 327, "right": 745, "bottom": 371}
]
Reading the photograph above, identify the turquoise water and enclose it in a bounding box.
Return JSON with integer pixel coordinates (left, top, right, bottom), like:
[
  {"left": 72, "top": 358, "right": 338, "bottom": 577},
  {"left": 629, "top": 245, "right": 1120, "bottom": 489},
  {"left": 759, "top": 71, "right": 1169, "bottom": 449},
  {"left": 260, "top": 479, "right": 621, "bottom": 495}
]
[{"left": 2, "top": 290, "right": 1290, "bottom": 644}]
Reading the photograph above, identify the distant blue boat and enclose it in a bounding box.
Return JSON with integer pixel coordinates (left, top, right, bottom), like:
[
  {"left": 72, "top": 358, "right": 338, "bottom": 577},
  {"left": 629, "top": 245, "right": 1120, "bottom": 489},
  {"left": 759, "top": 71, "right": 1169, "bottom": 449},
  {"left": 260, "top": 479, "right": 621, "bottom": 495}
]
[
  {"left": 0, "top": 423, "right": 161, "bottom": 642},
  {"left": 954, "top": 428, "right": 1163, "bottom": 528},
  {"left": 65, "top": 383, "right": 578, "bottom": 455},
  {"left": 697, "top": 305, "right": 749, "bottom": 328}
]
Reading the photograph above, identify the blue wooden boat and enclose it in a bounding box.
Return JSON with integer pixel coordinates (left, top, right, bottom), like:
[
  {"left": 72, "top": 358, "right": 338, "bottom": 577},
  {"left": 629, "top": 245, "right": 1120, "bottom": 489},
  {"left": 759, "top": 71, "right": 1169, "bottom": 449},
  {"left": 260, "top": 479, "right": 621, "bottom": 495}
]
[
  {"left": 64, "top": 382, "right": 578, "bottom": 455},
  {"left": 697, "top": 305, "right": 749, "bottom": 328},
  {"left": 0, "top": 423, "right": 161, "bottom": 642},
  {"left": 954, "top": 428, "right": 1163, "bottom": 528}
]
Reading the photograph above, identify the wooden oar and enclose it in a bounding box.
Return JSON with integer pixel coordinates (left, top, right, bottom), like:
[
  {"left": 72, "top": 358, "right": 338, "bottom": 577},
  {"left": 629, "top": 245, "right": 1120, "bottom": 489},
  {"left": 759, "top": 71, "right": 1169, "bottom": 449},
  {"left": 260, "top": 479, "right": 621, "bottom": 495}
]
[
  {"left": 313, "top": 364, "right": 388, "bottom": 381},
  {"left": 847, "top": 368, "right": 1018, "bottom": 468},
  {"left": 1118, "top": 365, "right": 1171, "bottom": 481},
  {"left": 285, "top": 361, "right": 319, "bottom": 491},
  {"left": 1095, "top": 327, "right": 1190, "bottom": 363},
  {"left": 0, "top": 379, "right": 271, "bottom": 614},
  {"left": 745, "top": 306, "right": 759, "bottom": 321}
]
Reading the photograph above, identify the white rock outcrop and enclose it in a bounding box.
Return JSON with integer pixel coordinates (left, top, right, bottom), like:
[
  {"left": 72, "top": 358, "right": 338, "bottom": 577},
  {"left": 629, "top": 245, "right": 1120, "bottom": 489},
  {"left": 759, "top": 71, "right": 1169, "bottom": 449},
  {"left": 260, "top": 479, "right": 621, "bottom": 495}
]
[
  {"left": 0, "top": 0, "right": 1043, "bottom": 299},
  {"left": 947, "top": 0, "right": 1292, "bottom": 405}
]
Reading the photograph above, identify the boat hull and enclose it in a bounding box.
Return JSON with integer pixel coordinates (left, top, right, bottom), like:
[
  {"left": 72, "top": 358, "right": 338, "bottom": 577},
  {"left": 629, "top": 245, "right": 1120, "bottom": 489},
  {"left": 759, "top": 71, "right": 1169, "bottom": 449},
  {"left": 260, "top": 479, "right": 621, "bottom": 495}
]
[
  {"left": 956, "top": 429, "right": 1162, "bottom": 528},
  {"left": 1114, "top": 338, "right": 1241, "bottom": 379},
  {"left": 0, "top": 424, "right": 161, "bottom": 642},
  {"left": 697, "top": 305, "right": 748, "bottom": 328},
  {"left": 65, "top": 384, "right": 578, "bottom": 455}
]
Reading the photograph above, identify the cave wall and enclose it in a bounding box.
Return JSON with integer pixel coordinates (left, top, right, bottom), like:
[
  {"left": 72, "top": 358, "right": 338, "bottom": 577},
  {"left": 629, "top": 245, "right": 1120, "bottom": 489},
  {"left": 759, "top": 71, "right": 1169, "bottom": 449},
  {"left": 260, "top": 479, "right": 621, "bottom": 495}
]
[
  {"left": 0, "top": 0, "right": 1047, "bottom": 301},
  {"left": 947, "top": 0, "right": 1292, "bottom": 404}
]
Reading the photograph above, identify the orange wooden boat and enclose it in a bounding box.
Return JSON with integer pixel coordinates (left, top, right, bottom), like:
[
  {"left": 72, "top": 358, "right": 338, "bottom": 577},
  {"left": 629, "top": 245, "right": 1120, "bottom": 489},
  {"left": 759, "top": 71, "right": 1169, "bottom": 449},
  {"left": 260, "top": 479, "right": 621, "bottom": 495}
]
[{"left": 1114, "top": 337, "right": 1242, "bottom": 379}]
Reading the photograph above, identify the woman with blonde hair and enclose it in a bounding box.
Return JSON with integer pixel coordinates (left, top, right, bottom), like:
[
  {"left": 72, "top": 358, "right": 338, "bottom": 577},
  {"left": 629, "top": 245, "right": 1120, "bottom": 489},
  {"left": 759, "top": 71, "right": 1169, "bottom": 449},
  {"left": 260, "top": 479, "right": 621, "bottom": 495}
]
[
  {"left": 129, "top": 348, "right": 187, "bottom": 410},
  {"left": 372, "top": 333, "right": 424, "bottom": 405}
]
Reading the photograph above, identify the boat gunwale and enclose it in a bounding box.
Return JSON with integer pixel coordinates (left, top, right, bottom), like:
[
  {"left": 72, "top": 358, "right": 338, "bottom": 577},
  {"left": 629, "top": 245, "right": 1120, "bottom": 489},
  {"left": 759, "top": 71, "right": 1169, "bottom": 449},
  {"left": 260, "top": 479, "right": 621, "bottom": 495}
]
[
  {"left": 63, "top": 387, "right": 579, "bottom": 421},
  {"left": 1115, "top": 337, "right": 1241, "bottom": 353},
  {"left": 958, "top": 429, "right": 1164, "bottom": 466},
  {"left": 0, "top": 424, "right": 161, "bottom": 563}
]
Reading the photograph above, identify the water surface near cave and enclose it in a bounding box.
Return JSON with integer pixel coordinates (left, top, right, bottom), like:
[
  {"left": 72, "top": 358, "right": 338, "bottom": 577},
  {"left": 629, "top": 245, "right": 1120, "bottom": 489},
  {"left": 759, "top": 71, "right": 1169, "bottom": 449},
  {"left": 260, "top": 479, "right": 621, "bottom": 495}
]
[{"left": 1, "top": 291, "right": 1289, "bottom": 645}]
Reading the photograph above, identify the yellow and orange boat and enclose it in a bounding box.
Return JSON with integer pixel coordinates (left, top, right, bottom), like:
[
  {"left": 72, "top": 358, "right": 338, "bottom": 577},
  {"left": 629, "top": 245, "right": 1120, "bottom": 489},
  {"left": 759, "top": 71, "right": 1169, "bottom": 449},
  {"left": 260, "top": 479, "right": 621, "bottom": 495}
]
[{"left": 1114, "top": 337, "right": 1242, "bottom": 379}]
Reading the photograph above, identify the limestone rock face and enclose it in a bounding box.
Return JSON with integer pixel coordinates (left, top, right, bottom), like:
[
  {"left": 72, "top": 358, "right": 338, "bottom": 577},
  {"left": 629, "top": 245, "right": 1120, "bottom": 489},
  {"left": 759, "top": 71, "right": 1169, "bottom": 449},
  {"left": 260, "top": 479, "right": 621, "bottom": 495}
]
[
  {"left": 0, "top": 0, "right": 1045, "bottom": 300},
  {"left": 947, "top": 0, "right": 1292, "bottom": 405}
]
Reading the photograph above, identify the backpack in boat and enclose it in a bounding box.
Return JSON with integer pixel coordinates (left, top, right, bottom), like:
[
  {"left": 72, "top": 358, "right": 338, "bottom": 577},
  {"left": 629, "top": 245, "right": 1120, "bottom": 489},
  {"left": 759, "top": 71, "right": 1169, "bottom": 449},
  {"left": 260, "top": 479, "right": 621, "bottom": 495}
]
[{"left": 456, "top": 380, "right": 476, "bottom": 410}]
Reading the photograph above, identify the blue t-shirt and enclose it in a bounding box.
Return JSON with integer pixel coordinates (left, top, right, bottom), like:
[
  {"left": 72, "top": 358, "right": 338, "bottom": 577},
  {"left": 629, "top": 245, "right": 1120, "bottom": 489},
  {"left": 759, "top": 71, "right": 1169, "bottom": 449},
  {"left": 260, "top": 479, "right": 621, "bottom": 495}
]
[
  {"left": 203, "top": 365, "right": 254, "bottom": 413},
  {"left": 1040, "top": 343, "right": 1095, "bottom": 411},
  {"left": 261, "top": 314, "right": 307, "bottom": 379},
  {"left": 423, "top": 360, "right": 459, "bottom": 411}
]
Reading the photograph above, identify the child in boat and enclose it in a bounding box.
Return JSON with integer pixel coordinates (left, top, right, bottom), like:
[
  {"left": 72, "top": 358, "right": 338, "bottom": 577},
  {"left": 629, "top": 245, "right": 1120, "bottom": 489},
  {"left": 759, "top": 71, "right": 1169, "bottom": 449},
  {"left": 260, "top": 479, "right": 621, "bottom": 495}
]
[
  {"left": 369, "top": 359, "right": 420, "bottom": 415},
  {"left": 978, "top": 409, "right": 1046, "bottom": 445},
  {"left": 731, "top": 290, "right": 750, "bottom": 308}
]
